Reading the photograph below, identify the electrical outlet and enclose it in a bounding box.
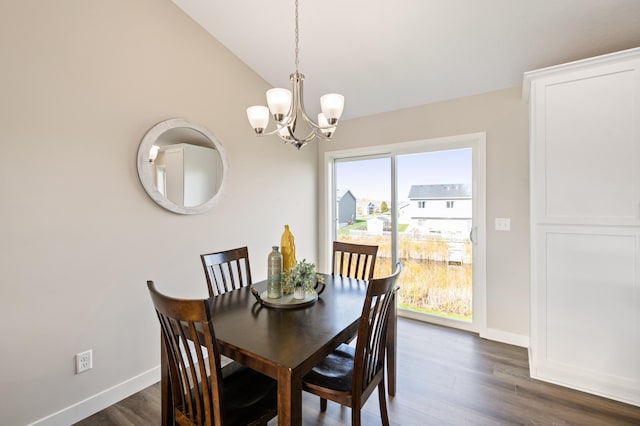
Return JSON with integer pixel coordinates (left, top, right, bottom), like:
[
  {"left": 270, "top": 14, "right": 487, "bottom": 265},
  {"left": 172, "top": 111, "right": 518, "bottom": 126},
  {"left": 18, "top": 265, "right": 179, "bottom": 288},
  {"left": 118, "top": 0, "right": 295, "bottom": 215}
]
[{"left": 76, "top": 349, "right": 93, "bottom": 374}]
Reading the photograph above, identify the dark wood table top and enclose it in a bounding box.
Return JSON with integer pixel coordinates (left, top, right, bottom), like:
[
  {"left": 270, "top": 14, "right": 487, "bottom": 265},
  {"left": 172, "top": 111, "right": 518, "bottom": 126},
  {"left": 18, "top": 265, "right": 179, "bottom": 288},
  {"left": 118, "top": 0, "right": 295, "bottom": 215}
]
[
  {"left": 210, "top": 274, "right": 366, "bottom": 370},
  {"left": 207, "top": 274, "right": 368, "bottom": 425}
]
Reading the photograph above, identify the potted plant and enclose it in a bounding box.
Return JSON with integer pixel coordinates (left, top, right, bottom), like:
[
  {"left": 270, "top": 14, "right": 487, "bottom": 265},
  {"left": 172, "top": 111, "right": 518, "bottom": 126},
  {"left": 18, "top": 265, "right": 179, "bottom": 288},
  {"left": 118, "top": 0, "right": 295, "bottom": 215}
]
[{"left": 283, "top": 259, "right": 323, "bottom": 299}]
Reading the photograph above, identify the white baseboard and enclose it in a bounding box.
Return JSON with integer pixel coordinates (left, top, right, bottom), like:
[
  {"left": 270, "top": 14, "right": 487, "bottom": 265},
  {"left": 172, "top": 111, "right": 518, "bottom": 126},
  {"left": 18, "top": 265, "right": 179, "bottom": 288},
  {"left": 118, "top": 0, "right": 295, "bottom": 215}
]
[
  {"left": 29, "top": 366, "right": 160, "bottom": 426},
  {"left": 399, "top": 311, "right": 529, "bottom": 348},
  {"left": 483, "top": 327, "right": 529, "bottom": 348}
]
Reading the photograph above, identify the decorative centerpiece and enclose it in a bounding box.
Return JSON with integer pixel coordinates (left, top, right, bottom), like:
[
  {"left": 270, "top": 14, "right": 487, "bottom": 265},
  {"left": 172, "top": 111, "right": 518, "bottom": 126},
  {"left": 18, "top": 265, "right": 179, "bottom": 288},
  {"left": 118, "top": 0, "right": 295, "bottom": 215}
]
[
  {"left": 283, "top": 259, "right": 324, "bottom": 299},
  {"left": 251, "top": 258, "right": 326, "bottom": 308}
]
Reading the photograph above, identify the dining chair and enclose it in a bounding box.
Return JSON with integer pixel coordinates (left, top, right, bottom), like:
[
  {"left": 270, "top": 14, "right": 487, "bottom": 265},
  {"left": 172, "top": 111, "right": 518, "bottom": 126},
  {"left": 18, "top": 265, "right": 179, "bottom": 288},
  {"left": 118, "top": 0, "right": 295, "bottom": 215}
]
[
  {"left": 332, "top": 241, "right": 379, "bottom": 280},
  {"left": 147, "top": 281, "right": 277, "bottom": 426},
  {"left": 200, "top": 246, "right": 252, "bottom": 297},
  {"left": 302, "top": 263, "right": 402, "bottom": 426},
  {"left": 332, "top": 241, "right": 381, "bottom": 345}
]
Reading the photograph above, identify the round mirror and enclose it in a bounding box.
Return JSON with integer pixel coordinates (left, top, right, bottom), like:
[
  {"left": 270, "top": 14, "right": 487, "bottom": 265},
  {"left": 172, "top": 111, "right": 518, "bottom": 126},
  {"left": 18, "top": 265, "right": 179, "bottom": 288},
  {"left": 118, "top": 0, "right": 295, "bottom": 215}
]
[{"left": 137, "top": 118, "right": 227, "bottom": 215}]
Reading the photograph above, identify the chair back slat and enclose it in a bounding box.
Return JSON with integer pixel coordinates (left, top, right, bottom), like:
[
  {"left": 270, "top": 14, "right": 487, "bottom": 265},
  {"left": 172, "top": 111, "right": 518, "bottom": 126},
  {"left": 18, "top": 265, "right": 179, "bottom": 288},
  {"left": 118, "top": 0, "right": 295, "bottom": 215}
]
[
  {"left": 200, "top": 247, "right": 252, "bottom": 297},
  {"left": 332, "top": 241, "right": 379, "bottom": 280},
  {"left": 353, "top": 263, "right": 401, "bottom": 395}
]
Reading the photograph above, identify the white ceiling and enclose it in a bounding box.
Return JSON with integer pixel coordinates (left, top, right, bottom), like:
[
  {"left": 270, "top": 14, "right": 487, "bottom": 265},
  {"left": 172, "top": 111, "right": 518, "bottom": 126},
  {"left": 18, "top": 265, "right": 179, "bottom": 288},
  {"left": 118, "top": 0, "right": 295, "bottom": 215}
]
[{"left": 173, "top": 0, "right": 640, "bottom": 120}]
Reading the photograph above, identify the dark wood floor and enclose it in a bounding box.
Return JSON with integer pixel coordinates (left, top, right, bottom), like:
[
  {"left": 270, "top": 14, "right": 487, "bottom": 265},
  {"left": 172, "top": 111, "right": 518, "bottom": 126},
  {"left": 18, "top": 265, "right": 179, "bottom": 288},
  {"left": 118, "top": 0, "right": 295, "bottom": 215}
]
[{"left": 75, "top": 318, "right": 640, "bottom": 425}]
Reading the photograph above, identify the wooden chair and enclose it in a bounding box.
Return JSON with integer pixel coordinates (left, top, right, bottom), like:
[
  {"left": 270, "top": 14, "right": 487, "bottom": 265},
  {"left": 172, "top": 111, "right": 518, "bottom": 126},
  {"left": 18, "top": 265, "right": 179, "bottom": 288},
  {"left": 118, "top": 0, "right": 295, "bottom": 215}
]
[
  {"left": 200, "top": 247, "right": 252, "bottom": 297},
  {"left": 302, "top": 263, "right": 402, "bottom": 426},
  {"left": 332, "top": 241, "right": 379, "bottom": 280},
  {"left": 333, "top": 241, "right": 381, "bottom": 345},
  {"left": 147, "top": 281, "right": 277, "bottom": 426}
]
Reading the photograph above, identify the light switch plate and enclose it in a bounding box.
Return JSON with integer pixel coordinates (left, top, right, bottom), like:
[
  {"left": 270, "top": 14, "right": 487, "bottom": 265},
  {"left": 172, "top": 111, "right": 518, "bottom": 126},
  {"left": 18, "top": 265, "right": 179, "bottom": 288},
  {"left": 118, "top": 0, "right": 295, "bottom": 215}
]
[{"left": 495, "top": 218, "right": 511, "bottom": 231}]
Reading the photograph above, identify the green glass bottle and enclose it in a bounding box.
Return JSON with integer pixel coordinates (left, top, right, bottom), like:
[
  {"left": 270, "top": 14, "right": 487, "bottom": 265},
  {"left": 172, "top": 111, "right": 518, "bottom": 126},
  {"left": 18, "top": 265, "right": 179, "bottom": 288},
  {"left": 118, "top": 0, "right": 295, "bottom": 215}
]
[{"left": 267, "top": 246, "right": 283, "bottom": 299}]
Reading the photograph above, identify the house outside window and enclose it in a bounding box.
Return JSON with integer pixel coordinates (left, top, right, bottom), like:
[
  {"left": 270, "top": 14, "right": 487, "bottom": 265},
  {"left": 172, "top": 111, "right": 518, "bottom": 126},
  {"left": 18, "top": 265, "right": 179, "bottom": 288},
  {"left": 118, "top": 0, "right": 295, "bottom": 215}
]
[
  {"left": 336, "top": 189, "right": 357, "bottom": 228},
  {"left": 407, "top": 184, "right": 471, "bottom": 237}
]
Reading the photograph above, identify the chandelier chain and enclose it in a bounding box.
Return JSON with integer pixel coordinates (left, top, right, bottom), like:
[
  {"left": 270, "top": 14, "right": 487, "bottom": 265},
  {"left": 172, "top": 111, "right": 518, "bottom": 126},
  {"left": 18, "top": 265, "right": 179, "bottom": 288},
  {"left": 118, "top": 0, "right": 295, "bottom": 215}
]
[{"left": 294, "top": 0, "right": 299, "bottom": 74}]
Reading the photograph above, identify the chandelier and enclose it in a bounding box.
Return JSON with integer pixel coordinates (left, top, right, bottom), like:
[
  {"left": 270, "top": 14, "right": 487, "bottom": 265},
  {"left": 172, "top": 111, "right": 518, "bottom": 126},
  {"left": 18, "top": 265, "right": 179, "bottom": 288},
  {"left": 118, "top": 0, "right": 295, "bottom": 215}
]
[{"left": 246, "top": 0, "right": 345, "bottom": 150}]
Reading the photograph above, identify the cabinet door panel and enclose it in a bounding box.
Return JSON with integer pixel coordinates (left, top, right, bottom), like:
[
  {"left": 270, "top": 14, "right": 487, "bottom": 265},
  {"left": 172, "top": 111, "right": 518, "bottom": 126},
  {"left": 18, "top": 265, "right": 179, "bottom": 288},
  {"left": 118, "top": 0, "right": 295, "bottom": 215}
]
[
  {"left": 535, "top": 226, "right": 640, "bottom": 403},
  {"left": 533, "top": 61, "right": 640, "bottom": 225}
]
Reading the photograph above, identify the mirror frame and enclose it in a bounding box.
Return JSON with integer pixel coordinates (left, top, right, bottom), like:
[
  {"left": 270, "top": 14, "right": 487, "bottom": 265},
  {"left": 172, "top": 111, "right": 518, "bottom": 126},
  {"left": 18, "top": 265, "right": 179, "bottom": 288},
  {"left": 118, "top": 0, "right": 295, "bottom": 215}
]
[{"left": 137, "top": 118, "right": 228, "bottom": 215}]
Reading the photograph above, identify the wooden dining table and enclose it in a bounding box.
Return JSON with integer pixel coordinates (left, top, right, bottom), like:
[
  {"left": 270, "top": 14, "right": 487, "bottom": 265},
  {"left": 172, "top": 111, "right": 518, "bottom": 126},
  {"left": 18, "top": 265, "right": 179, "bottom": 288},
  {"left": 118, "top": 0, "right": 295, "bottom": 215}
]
[{"left": 160, "top": 273, "right": 397, "bottom": 425}]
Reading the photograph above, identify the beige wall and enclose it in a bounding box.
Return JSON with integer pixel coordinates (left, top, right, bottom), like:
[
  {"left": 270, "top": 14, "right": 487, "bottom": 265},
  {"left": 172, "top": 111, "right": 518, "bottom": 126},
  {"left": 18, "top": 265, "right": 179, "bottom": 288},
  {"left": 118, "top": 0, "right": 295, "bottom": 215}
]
[
  {"left": 0, "top": 1, "right": 531, "bottom": 423},
  {"left": 0, "top": 1, "right": 317, "bottom": 424},
  {"left": 318, "top": 87, "right": 531, "bottom": 339}
]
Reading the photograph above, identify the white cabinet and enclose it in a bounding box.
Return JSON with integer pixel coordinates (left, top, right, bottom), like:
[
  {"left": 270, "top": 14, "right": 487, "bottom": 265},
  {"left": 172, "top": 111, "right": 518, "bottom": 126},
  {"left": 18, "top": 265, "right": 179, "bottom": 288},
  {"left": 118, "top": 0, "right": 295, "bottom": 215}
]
[{"left": 524, "top": 48, "right": 640, "bottom": 407}]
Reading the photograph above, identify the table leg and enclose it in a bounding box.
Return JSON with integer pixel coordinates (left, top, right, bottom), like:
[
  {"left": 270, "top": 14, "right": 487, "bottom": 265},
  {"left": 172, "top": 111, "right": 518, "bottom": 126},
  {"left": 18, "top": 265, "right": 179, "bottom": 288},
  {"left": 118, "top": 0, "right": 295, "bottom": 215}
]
[
  {"left": 277, "top": 368, "right": 302, "bottom": 426},
  {"left": 386, "top": 291, "right": 397, "bottom": 396}
]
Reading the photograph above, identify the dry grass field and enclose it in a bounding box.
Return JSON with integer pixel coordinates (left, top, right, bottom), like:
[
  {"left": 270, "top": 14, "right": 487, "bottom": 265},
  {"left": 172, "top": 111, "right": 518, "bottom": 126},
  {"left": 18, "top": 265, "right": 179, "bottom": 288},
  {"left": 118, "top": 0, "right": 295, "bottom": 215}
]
[{"left": 338, "top": 233, "right": 473, "bottom": 320}]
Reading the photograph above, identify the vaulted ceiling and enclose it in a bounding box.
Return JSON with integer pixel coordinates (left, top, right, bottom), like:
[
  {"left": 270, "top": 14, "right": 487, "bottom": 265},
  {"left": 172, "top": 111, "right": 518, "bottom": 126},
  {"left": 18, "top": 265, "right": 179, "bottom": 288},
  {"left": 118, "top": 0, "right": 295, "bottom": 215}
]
[{"left": 173, "top": 0, "right": 640, "bottom": 120}]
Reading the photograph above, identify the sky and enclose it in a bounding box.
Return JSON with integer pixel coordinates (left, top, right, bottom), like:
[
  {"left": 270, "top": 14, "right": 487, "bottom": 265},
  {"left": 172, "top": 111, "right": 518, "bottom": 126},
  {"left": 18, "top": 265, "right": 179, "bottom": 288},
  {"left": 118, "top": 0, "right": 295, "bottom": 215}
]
[{"left": 335, "top": 148, "right": 472, "bottom": 202}]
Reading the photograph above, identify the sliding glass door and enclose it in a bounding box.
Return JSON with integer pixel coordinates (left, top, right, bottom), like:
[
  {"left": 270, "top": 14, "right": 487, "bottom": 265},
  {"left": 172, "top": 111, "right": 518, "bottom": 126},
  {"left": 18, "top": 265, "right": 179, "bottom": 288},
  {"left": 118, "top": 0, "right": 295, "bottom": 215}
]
[{"left": 329, "top": 134, "right": 485, "bottom": 332}]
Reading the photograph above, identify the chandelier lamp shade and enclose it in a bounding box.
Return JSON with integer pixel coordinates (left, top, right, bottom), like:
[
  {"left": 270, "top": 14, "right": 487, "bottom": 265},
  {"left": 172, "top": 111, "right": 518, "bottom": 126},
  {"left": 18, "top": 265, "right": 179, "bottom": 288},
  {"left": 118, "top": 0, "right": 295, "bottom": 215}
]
[{"left": 246, "top": 0, "right": 345, "bottom": 150}]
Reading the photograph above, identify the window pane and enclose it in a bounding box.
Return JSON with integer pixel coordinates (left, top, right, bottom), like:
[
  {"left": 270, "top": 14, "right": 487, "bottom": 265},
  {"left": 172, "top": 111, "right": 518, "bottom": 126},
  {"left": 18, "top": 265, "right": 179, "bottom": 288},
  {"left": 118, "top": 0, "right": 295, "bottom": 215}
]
[
  {"left": 335, "top": 157, "right": 392, "bottom": 276},
  {"left": 397, "top": 148, "right": 473, "bottom": 322}
]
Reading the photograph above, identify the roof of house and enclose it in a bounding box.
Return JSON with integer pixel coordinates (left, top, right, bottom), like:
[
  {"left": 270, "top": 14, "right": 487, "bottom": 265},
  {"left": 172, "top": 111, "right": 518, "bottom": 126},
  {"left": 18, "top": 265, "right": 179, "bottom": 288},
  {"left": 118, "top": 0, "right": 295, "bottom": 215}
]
[
  {"left": 336, "top": 189, "right": 355, "bottom": 202},
  {"left": 408, "top": 184, "right": 471, "bottom": 200}
]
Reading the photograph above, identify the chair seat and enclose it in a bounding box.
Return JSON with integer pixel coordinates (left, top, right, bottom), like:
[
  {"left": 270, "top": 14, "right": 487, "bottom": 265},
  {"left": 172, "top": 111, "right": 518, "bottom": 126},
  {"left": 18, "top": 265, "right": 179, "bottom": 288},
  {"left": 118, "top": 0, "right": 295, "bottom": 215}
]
[
  {"left": 221, "top": 365, "right": 277, "bottom": 424},
  {"left": 304, "top": 344, "right": 355, "bottom": 392},
  {"left": 189, "top": 364, "right": 276, "bottom": 425}
]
